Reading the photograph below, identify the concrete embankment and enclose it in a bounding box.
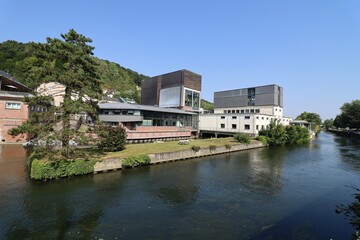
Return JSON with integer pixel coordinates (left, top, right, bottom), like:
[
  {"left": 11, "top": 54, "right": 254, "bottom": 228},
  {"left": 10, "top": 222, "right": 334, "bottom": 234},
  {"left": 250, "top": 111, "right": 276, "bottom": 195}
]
[{"left": 94, "top": 142, "right": 265, "bottom": 173}]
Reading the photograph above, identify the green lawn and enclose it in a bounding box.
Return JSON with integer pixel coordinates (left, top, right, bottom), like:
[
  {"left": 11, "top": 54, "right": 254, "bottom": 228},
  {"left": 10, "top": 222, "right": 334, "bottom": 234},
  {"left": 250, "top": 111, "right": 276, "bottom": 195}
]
[{"left": 102, "top": 137, "right": 252, "bottom": 160}]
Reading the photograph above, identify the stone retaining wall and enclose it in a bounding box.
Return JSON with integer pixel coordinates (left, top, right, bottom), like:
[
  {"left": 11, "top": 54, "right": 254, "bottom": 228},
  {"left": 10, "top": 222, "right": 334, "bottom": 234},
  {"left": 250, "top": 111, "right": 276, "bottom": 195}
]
[{"left": 93, "top": 142, "right": 265, "bottom": 173}]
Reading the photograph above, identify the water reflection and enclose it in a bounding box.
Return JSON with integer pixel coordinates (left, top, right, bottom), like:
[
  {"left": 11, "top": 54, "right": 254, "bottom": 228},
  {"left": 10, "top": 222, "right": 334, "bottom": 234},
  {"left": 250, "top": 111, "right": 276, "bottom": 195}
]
[{"left": 334, "top": 134, "right": 360, "bottom": 172}]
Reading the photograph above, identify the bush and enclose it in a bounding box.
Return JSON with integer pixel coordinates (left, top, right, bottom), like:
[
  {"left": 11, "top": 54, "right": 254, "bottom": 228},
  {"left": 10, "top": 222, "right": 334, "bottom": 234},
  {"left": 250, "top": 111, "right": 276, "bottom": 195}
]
[
  {"left": 209, "top": 145, "right": 217, "bottom": 151},
  {"left": 31, "top": 159, "right": 97, "bottom": 180},
  {"left": 255, "top": 135, "right": 268, "bottom": 145},
  {"left": 122, "top": 155, "right": 151, "bottom": 168},
  {"left": 225, "top": 144, "right": 232, "bottom": 150},
  {"left": 97, "top": 126, "right": 127, "bottom": 152},
  {"left": 191, "top": 145, "right": 201, "bottom": 152},
  {"left": 234, "top": 133, "right": 251, "bottom": 144}
]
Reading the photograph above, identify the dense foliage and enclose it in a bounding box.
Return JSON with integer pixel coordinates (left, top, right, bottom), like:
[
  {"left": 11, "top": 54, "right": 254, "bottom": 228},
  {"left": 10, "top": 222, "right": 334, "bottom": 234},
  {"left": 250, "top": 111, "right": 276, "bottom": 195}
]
[
  {"left": 259, "top": 122, "right": 310, "bottom": 146},
  {"left": 97, "top": 125, "right": 127, "bottom": 152},
  {"left": 201, "top": 99, "right": 214, "bottom": 111},
  {"left": 31, "top": 159, "right": 97, "bottom": 180},
  {"left": 255, "top": 135, "right": 268, "bottom": 145},
  {"left": 323, "top": 118, "right": 334, "bottom": 130},
  {"left": 234, "top": 133, "right": 251, "bottom": 144},
  {"left": 295, "top": 112, "right": 322, "bottom": 125},
  {"left": 0, "top": 40, "right": 148, "bottom": 97},
  {"left": 122, "top": 155, "right": 151, "bottom": 168},
  {"left": 334, "top": 100, "right": 360, "bottom": 129}
]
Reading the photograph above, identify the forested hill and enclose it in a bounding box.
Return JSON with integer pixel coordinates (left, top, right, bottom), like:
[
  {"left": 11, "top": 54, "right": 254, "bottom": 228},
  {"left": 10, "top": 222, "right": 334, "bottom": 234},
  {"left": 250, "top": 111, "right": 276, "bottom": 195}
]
[
  {"left": 0, "top": 40, "right": 148, "bottom": 102},
  {"left": 0, "top": 40, "right": 214, "bottom": 109}
]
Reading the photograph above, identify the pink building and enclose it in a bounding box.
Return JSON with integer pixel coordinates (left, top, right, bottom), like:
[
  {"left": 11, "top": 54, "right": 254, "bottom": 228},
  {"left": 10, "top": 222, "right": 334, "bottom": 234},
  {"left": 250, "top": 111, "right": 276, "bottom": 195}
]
[{"left": 0, "top": 71, "right": 32, "bottom": 143}]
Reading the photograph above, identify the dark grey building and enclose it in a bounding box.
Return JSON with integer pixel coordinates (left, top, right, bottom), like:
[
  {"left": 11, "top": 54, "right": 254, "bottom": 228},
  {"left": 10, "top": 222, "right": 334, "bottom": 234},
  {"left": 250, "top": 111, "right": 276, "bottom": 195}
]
[
  {"left": 141, "top": 69, "right": 201, "bottom": 112},
  {"left": 214, "top": 84, "right": 283, "bottom": 108}
]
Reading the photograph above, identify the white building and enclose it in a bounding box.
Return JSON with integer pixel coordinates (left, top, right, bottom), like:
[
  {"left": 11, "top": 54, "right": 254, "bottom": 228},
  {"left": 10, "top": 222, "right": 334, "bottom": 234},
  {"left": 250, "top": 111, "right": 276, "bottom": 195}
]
[{"left": 199, "top": 84, "right": 292, "bottom": 136}]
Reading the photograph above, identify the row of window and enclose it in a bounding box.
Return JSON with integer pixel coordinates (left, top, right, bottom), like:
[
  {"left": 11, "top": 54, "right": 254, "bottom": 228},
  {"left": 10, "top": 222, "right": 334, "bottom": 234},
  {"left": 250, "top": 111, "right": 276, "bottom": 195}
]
[
  {"left": 5, "top": 102, "right": 21, "bottom": 110},
  {"left": 220, "top": 124, "right": 268, "bottom": 130},
  {"left": 221, "top": 115, "right": 251, "bottom": 120},
  {"left": 223, "top": 109, "right": 260, "bottom": 114},
  {"left": 220, "top": 115, "right": 290, "bottom": 122}
]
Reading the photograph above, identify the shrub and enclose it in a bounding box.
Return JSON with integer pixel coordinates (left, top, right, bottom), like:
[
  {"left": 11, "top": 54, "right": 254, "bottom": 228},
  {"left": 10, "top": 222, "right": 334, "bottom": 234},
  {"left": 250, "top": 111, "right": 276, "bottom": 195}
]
[
  {"left": 191, "top": 145, "right": 201, "bottom": 152},
  {"left": 225, "top": 144, "right": 232, "bottom": 150},
  {"left": 31, "top": 159, "right": 97, "bottom": 180},
  {"left": 97, "top": 126, "right": 127, "bottom": 152},
  {"left": 234, "top": 133, "right": 251, "bottom": 144},
  {"left": 209, "top": 145, "right": 217, "bottom": 152},
  {"left": 122, "top": 155, "right": 151, "bottom": 168},
  {"left": 255, "top": 135, "right": 268, "bottom": 145}
]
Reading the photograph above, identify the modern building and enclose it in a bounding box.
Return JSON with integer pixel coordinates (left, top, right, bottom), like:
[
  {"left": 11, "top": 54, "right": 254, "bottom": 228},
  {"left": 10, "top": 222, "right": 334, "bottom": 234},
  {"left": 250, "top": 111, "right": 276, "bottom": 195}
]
[
  {"left": 98, "top": 102, "right": 197, "bottom": 143},
  {"left": 0, "top": 70, "right": 32, "bottom": 143},
  {"left": 141, "top": 69, "right": 201, "bottom": 113},
  {"left": 200, "top": 84, "right": 291, "bottom": 137}
]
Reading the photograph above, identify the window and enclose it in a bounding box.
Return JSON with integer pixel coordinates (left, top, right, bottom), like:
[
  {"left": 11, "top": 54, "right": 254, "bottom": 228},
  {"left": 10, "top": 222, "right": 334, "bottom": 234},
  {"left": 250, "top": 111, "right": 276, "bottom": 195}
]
[
  {"left": 256, "top": 116, "right": 259, "bottom": 119},
  {"left": 244, "top": 116, "right": 250, "bottom": 119},
  {"left": 221, "top": 116, "right": 225, "bottom": 119},
  {"left": 244, "top": 124, "right": 250, "bottom": 130},
  {"left": 256, "top": 109, "right": 260, "bottom": 113},
  {"left": 250, "top": 109, "right": 255, "bottom": 113},
  {"left": 232, "top": 124, "right": 237, "bottom": 129},
  {"left": 248, "top": 88, "right": 255, "bottom": 106},
  {"left": 232, "top": 110, "right": 235, "bottom": 113},
  {"left": 221, "top": 124, "right": 225, "bottom": 128},
  {"left": 236, "top": 110, "right": 239, "bottom": 113},
  {"left": 262, "top": 117, "right": 264, "bottom": 120},
  {"left": 223, "top": 110, "right": 226, "bottom": 113},
  {"left": 241, "top": 110, "right": 244, "bottom": 113},
  {"left": 261, "top": 125, "right": 265, "bottom": 130},
  {"left": 232, "top": 116, "right": 237, "bottom": 119},
  {"left": 245, "top": 109, "right": 250, "bottom": 113},
  {"left": 275, "top": 108, "right": 278, "bottom": 111},
  {"left": 227, "top": 110, "right": 231, "bottom": 113},
  {"left": 184, "top": 89, "right": 200, "bottom": 109},
  {"left": 256, "top": 125, "right": 259, "bottom": 130},
  {"left": 279, "top": 109, "right": 282, "bottom": 112},
  {"left": 5, "top": 102, "right": 21, "bottom": 110},
  {"left": 266, "top": 117, "right": 269, "bottom": 120}
]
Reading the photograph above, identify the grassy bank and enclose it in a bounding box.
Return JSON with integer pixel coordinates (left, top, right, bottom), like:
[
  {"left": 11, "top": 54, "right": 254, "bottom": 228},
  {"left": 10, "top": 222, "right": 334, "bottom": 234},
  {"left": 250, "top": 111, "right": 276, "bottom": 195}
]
[{"left": 31, "top": 138, "right": 256, "bottom": 180}]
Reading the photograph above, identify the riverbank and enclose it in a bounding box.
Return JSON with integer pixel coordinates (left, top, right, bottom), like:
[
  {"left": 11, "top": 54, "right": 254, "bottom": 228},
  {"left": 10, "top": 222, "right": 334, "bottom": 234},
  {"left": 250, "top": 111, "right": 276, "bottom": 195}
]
[
  {"left": 327, "top": 129, "right": 360, "bottom": 137},
  {"left": 30, "top": 138, "right": 266, "bottom": 180}
]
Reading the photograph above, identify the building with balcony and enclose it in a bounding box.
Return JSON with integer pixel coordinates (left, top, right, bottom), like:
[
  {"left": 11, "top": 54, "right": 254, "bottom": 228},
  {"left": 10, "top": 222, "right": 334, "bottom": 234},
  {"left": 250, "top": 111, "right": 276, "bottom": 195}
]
[
  {"left": 98, "top": 102, "right": 197, "bottom": 143},
  {"left": 0, "top": 70, "right": 32, "bottom": 143},
  {"left": 141, "top": 69, "right": 201, "bottom": 113}
]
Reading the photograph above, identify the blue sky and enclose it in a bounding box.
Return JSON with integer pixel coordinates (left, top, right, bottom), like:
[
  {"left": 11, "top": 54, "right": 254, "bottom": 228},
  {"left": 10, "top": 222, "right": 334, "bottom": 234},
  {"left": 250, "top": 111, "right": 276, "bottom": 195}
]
[{"left": 1, "top": 0, "right": 360, "bottom": 119}]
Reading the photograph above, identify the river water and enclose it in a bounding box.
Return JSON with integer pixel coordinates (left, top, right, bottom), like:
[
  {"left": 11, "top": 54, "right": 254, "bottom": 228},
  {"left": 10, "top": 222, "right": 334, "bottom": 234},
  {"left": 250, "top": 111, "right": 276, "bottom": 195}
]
[{"left": 0, "top": 133, "right": 359, "bottom": 239}]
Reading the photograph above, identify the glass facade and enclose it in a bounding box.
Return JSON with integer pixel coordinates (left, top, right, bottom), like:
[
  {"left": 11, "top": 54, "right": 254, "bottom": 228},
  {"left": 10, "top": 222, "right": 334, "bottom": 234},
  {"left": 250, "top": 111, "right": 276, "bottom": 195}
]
[{"left": 184, "top": 89, "right": 200, "bottom": 110}]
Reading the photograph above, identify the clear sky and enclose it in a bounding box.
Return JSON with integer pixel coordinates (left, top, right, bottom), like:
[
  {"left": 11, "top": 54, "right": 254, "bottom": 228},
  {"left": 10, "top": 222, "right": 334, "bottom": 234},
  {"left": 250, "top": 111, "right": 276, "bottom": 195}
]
[{"left": 1, "top": 0, "right": 359, "bottom": 119}]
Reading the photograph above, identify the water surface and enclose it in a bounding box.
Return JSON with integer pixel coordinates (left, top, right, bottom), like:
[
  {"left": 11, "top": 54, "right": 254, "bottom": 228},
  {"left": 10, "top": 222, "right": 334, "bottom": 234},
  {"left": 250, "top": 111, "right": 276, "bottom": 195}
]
[{"left": 0, "top": 133, "right": 359, "bottom": 239}]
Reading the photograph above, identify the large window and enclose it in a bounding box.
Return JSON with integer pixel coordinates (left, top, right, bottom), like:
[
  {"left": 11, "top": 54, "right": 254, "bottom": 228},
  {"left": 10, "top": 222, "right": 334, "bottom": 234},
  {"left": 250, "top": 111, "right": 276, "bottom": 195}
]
[
  {"left": 184, "top": 89, "right": 200, "bottom": 109},
  {"left": 5, "top": 102, "right": 21, "bottom": 110},
  {"left": 244, "top": 124, "right": 250, "bottom": 130}
]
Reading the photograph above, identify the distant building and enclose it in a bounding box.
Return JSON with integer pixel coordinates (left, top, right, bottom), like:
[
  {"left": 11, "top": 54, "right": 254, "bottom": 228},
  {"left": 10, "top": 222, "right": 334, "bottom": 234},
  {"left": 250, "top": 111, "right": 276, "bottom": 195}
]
[
  {"left": 200, "top": 84, "right": 291, "bottom": 137},
  {"left": 98, "top": 102, "right": 197, "bottom": 143},
  {"left": 141, "top": 69, "right": 201, "bottom": 113},
  {"left": 0, "top": 70, "right": 32, "bottom": 143}
]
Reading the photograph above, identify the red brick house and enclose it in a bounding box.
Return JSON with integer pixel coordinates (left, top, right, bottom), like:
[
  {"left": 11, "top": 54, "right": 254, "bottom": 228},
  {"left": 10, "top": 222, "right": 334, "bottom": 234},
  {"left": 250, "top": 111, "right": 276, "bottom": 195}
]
[{"left": 0, "top": 70, "right": 32, "bottom": 143}]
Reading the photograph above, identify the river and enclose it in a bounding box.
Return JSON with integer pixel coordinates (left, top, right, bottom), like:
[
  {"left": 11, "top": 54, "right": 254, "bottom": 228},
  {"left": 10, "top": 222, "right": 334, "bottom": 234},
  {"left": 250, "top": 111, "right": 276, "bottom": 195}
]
[{"left": 0, "top": 133, "right": 359, "bottom": 239}]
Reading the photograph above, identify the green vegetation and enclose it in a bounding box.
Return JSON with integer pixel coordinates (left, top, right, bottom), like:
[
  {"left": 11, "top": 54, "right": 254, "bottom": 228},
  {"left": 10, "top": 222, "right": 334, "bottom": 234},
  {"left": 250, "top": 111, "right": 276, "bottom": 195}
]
[
  {"left": 234, "top": 133, "right": 251, "bottom": 144},
  {"left": 259, "top": 122, "right": 310, "bottom": 146},
  {"left": 191, "top": 145, "right": 201, "bottom": 152},
  {"left": 209, "top": 145, "right": 217, "bottom": 151},
  {"left": 201, "top": 99, "right": 214, "bottom": 111},
  {"left": 31, "top": 159, "right": 97, "bottom": 180},
  {"left": 0, "top": 39, "right": 148, "bottom": 100},
  {"left": 323, "top": 118, "right": 334, "bottom": 130},
  {"left": 296, "top": 111, "right": 322, "bottom": 133},
  {"left": 334, "top": 100, "right": 360, "bottom": 129},
  {"left": 255, "top": 135, "right": 268, "bottom": 145},
  {"left": 97, "top": 125, "right": 127, "bottom": 152},
  {"left": 225, "top": 144, "right": 232, "bottom": 150},
  {"left": 122, "top": 155, "right": 151, "bottom": 168}
]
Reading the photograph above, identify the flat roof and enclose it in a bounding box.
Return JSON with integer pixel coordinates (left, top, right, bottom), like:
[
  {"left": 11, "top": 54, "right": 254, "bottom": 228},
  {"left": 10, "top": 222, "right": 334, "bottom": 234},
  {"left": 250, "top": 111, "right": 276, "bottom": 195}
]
[{"left": 99, "top": 102, "right": 196, "bottom": 115}]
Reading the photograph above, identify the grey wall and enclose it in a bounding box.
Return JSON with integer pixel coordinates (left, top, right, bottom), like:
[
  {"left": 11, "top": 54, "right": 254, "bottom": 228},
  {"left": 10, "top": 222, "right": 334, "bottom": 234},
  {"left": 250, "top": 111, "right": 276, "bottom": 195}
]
[{"left": 214, "top": 84, "right": 283, "bottom": 108}]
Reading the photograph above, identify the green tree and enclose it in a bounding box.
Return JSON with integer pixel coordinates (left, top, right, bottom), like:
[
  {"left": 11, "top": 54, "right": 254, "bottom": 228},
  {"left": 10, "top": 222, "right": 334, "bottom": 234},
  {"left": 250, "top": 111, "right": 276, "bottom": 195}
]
[
  {"left": 334, "top": 100, "right": 360, "bottom": 129},
  {"left": 323, "top": 118, "right": 334, "bottom": 130},
  {"left": 97, "top": 125, "right": 127, "bottom": 152},
  {"left": 296, "top": 111, "right": 322, "bottom": 125},
  {"left": 9, "top": 29, "right": 102, "bottom": 158},
  {"left": 259, "top": 121, "right": 288, "bottom": 146}
]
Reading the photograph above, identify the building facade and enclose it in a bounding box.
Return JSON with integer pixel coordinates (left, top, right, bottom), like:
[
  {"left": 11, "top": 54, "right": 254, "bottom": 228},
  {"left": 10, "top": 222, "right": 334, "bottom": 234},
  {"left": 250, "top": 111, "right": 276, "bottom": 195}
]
[
  {"left": 98, "top": 102, "right": 197, "bottom": 143},
  {"left": 200, "top": 84, "right": 291, "bottom": 137},
  {"left": 0, "top": 71, "right": 32, "bottom": 143},
  {"left": 141, "top": 69, "right": 202, "bottom": 113}
]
